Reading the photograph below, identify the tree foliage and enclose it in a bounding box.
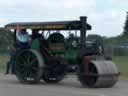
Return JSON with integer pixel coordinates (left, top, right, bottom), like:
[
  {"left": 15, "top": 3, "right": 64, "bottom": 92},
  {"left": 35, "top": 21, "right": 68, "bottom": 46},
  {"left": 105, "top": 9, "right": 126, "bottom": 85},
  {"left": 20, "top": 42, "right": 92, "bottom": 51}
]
[
  {"left": 0, "top": 28, "right": 13, "bottom": 51},
  {"left": 87, "top": 34, "right": 104, "bottom": 44},
  {"left": 123, "top": 12, "right": 128, "bottom": 36}
]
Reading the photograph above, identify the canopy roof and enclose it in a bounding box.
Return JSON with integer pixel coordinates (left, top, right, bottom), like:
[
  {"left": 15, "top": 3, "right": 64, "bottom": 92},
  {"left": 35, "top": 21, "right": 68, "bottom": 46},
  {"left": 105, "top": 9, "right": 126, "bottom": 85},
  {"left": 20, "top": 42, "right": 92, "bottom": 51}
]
[{"left": 5, "top": 20, "right": 91, "bottom": 30}]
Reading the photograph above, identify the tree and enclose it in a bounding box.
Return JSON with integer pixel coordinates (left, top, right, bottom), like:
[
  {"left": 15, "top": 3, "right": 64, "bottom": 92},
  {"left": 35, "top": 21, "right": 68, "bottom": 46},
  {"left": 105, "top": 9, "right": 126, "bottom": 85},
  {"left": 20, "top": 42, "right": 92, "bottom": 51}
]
[
  {"left": 0, "top": 28, "right": 13, "bottom": 52},
  {"left": 87, "top": 34, "right": 103, "bottom": 44},
  {"left": 123, "top": 12, "right": 128, "bottom": 36}
]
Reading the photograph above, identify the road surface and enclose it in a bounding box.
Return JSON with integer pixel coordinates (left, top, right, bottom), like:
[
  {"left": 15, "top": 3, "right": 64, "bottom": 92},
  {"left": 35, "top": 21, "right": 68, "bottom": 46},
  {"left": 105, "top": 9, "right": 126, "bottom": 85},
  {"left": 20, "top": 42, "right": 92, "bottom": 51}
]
[{"left": 0, "top": 74, "right": 127, "bottom": 96}]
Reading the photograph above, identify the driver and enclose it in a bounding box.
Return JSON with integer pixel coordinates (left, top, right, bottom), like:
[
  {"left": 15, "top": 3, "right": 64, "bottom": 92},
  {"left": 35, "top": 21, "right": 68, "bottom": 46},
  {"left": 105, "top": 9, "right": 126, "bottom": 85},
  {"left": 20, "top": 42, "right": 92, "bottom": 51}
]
[{"left": 16, "top": 29, "right": 30, "bottom": 50}]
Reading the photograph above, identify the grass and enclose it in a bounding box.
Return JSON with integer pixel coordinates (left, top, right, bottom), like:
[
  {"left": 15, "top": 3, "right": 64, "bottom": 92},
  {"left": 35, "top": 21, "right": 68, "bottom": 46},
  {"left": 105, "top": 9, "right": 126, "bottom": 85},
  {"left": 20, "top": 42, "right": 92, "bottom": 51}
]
[
  {"left": 0, "top": 54, "right": 128, "bottom": 78},
  {"left": 0, "top": 54, "right": 9, "bottom": 73},
  {"left": 113, "top": 56, "right": 128, "bottom": 78}
]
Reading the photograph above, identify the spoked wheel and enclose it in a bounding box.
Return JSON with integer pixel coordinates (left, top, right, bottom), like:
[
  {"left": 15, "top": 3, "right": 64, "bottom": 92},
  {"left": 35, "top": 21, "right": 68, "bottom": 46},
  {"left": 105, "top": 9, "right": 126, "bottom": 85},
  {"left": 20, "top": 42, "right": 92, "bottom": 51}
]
[
  {"left": 43, "top": 71, "right": 65, "bottom": 83},
  {"left": 43, "top": 65, "right": 67, "bottom": 83},
  {"left": 15, "top": 49, "right": 44, "bottom": 84},
  {"left": 78, "top": 56, "right": 119, "bottom": 88}
]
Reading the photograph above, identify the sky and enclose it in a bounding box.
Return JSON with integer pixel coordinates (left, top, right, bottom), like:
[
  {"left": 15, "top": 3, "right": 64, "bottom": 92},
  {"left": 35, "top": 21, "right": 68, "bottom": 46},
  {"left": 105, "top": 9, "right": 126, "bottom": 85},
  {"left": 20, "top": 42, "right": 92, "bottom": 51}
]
[{"left": 0, "top": 0, "right": 128, "bottom": 37}]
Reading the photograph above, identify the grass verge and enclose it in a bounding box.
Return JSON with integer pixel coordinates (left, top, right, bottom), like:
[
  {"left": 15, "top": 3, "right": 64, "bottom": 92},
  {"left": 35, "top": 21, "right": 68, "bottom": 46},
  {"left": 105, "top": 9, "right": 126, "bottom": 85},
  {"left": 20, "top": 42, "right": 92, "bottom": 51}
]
[
  {"left": 0, "top": 54, "right": 9, "bottom": 73},
  {"left": 113, "top": 56, "right": 128, "bottom": 79}
]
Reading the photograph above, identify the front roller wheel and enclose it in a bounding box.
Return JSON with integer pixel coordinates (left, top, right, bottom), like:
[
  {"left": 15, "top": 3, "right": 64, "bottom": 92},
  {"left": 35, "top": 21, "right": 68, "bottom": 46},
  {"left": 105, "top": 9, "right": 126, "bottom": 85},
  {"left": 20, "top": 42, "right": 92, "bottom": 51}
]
[
  {"left": 78, "top": 57, "right": 119, "bottom": 88},
  {"left": 15, "top": 49, "right": 44, "bottom": 84}
]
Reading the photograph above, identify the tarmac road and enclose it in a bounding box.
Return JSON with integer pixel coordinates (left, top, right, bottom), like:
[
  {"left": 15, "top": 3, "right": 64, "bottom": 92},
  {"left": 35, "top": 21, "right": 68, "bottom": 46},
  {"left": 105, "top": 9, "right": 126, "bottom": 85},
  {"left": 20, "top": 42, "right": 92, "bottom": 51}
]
[{"left": 0, "top": 74, "right": 127, "bottom": 96}]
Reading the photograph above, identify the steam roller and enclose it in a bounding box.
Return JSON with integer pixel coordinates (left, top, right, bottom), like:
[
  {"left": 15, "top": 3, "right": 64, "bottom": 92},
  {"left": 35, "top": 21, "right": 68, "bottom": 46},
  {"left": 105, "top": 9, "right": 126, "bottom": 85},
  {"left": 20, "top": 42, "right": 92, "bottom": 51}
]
[{"left": 5, "top": 16, "right": 120, "bottom": 88}]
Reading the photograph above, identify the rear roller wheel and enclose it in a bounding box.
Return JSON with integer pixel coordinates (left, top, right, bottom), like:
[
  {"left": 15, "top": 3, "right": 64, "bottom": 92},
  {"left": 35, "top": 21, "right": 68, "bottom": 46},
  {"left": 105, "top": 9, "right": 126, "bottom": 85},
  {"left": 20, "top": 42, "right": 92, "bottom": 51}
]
[
  {"left": 15, "top": 49, "right": 44, "bottom": 84},
  {"left": 78, "top": 57, "right": 119, "bottom": 88}
]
